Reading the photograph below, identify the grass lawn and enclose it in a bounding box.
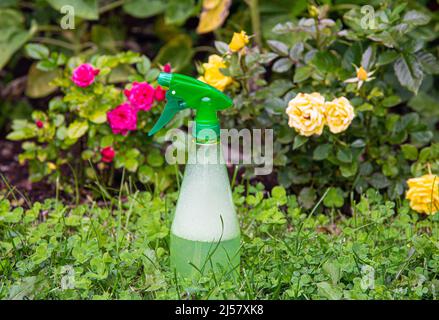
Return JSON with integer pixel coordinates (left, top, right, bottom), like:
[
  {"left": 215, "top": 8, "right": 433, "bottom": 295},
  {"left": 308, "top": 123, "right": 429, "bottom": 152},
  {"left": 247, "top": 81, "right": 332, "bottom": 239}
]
[{"left": 1, "top": 186, "right": 438, "bottom": 300}]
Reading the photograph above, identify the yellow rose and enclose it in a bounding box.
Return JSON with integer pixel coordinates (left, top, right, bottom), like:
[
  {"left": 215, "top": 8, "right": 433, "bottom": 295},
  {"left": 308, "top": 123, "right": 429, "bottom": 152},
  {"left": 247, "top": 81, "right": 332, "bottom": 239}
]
[
  {"left": 406, "top": 174, "right": 439, "bottom": 215},
  {"left": 198, "top": 54, "right": 232, "bottom": 91},
  {"left": 324, "top": 97, "right": 355, "bottom": 134},
  {"left": 229, "top": 31, "right": 249, "bottom": 52},
  {"left": 286, "top": 93, "right": 326, "bottom": 136}
]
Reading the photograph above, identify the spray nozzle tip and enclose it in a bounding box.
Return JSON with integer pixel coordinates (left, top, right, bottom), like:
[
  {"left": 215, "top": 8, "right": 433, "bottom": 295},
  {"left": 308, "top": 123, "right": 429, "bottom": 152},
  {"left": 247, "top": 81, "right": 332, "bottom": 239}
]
[{"left": 157, "top": 72, "right": 172, "bottom": 87}]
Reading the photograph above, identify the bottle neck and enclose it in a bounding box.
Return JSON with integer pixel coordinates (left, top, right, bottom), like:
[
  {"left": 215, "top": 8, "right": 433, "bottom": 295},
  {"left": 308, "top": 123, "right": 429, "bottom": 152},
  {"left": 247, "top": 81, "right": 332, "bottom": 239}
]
[{"left": 193, "top": 121, "right": 220, "bottom": 144}]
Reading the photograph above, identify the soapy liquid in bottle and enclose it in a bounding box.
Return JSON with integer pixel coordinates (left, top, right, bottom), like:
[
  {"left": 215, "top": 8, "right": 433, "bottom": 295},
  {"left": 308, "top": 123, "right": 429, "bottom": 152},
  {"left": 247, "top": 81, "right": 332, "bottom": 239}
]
[{"left": 170, "top": 142, "right": 240, "bottom": 279}]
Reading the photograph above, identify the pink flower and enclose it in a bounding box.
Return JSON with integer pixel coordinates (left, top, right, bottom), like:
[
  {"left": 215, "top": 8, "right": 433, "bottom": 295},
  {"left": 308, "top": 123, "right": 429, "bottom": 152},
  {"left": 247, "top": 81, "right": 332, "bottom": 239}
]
[
  {"left": 71, "top": 63, "right": 100, "bottom": 87},
  {"left": 154, "top": 85, "right": 166, "bottom": 102},
  {"left": 101, "top": 146, "right": 115, "bottom": 163},
  {"left": 107, "top": 103, "right": 137, "bottom": 135},
  {"left": 124, "top": 82, "right": 155, "bottom": 111},
  {"left": 163, "top": 63, "right": 171, "bottom": 73},
  {"left": 36, "top": 120, "right": 44, "bottom": 128}
]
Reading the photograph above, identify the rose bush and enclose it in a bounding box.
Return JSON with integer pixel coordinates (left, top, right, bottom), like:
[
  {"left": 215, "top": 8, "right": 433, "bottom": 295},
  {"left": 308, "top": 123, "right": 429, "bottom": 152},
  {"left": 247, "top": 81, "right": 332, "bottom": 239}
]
[{"left": 7, "top": 51, "right": 181, "bottom": 194}]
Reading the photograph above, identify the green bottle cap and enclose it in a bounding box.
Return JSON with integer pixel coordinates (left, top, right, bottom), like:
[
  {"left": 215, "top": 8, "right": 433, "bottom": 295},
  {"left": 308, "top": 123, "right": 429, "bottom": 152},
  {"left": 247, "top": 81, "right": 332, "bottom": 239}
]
[{"left": 149, "top": 72, "right": 232, "bottom": 143}]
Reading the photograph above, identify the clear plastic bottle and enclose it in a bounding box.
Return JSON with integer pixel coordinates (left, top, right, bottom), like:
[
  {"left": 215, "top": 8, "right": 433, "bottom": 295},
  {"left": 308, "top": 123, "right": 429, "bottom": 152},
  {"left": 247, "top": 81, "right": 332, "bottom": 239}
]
[{"left": 170, "top": 141, "right": 240, "bottom": 279}]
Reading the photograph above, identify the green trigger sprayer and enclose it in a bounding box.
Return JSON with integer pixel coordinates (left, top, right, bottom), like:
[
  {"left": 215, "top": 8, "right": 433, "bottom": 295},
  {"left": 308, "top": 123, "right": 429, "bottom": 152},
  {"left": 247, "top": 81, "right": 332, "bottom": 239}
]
[{"left": 149, "top": 72, "right": 241, "bottom": 279}]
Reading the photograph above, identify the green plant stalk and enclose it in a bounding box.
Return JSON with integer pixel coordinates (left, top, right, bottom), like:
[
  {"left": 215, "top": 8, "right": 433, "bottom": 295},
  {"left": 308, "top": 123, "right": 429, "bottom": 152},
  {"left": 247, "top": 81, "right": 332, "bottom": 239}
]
[{"left": 247, "top": 0, "right": 262, "bottom": 48}]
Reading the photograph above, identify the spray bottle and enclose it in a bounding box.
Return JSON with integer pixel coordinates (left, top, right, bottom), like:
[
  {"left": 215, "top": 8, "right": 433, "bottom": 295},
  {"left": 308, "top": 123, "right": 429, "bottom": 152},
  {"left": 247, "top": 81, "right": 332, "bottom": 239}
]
[{"left": 149, "top": 72, "right": 240, "bottom": 279}]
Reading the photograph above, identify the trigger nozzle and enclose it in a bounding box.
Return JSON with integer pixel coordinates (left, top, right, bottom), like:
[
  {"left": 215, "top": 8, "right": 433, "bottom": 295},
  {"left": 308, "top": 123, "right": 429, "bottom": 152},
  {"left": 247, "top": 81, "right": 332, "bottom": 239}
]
[{"left": 158, "top": 72, "right": 172, "bottom": 87}]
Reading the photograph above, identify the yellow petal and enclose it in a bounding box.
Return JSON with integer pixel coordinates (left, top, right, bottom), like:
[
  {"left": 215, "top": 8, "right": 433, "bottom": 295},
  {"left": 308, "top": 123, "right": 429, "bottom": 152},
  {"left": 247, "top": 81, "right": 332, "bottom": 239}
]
[
  {"left": 356, "top": 66, "right": 368, "bottom": 81},
  {"left": 203, "top": 0, "right": 222, "bottom": 10},
  {"left": 199, "top": 54, "right": 232, "bottom": 91},
  {"left": 196, "top": 0, "right": 232, "bottom": 34},
  {"left": 229, "top": 31, "right": 249, "bottom": 52}
]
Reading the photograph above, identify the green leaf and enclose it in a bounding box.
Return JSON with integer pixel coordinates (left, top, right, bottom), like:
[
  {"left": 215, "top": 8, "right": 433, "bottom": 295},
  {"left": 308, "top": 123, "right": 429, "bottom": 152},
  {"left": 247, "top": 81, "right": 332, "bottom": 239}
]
[
  {"left": 403, "top": 10, "right": 430, "bottom": 26},
  {"left": 416, "top": 51, "right": 439, "bottom": 75},
  {"left": 6, "top": 120, "right": 36, "bottom": 140},
  {"left": 323, "top": 188, "right": 344, "bottom": 208},
  {"left": 81, "top": 150, "right": 94, "bottom": 161},
  {"left": 145, "top": 68, "right": 161, "bottom": 82},
  {"left": 165, "top": 0, "right": 194, "bottom": 26},
  {"left": 136, "top": 55, "right": 151, "bottom": 75},
  {"left": 293, "top": 135, "right": 308, "bottom": 150},
  {"left": 336, "top": 147, "right": 352, "bottom": 163},
  {"left": 298, "top": 187, "right": 316, "bottom": 210},
  {"left": 67, "top": 120, "right": 89, "bottom": 139},
  {"left": 0, "top": 9, "right": 34, "bottom": 70},
  {"left": 322, "top": 261, "right": 341, "bottom": 285},
  {"left": 100, "top": 135, "right": 114, "bottom": 148},
  {"left": 368, "top": 172, "right": 390, "bottom": 189},
  {"left": 267, "top": 40, "right": 289, "bottom": 56},
  {"left": 376, "top": 50, "right": 399, "bottom": 66},
  {"left": 340, "top": 162, "right": 358, "bottom": 178},
  {"left": 272, "top": 58, "right": 293, "bottom": 73},
  {"left": 293, "top": 65, "right": 313, "bottom": 83},
  {"left": 147, "top": 150, "right": 165, "bottom": 167},
  {"left": 25, "top": 43, "right": 49, "bottom": 60},
  {"left": 401, "top": 144, "right": 418, "bottom": 160},
  {"left": 317, "top": 282, "right": 343, "bottom": 300},
  {"left": 393, "top": 54, "right": 423, "bottom": 94},
  {"left": 351, "top": 139, "right": 366, "bottom": 148},
  {"left": 0, "top": 207, "right": 23, "bottom": 223},
  {"left": 271, "top": 186, "right": 287, "bottom": 204},
  {"left": 88, "top": 106, "right": 108, "bottom": 124},
  {"left": 31, "top": 242, "right": 50, "bottom": 264},
  {"left": 25, "top": 63, "right": 58, "bottom": 98},
  {"left": 154, "top": 35, "right": 193, "bottom": 72},
  {"left": 138, "top": 165, "right": 154, "bottom": 184},
  {"left": 382, "top": 95, "right": 401, "bottom": 108},
  {"left": 411, "top": 131, "right": 433, "bottom": 146},
  {"left": 36, "top": 60, "right": 58, "bottom": 72},
  {"left": 124, "top": 158, "right": 139, "bottom": 172},
  {"left": 313, "top": 144, "right": 331, "bottom": 160},
  {"left": 289, "top": 42, "right": 304, "bottom": 61},
  {"left": 123, "top": 0, "right": 167, "bottom": 18},
  {"left": 46, "top": 0, "right": 98, "bottom": 20},
  {"left": 311, "top": 51, "right": 338, "bottom": 73},
  {"left": 214, "top": 41, "right": 229, "bottom": 55}
]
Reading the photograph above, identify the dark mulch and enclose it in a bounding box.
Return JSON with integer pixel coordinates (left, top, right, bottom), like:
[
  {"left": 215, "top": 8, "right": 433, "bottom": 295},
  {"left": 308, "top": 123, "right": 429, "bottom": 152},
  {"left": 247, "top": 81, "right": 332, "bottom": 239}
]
[{"left": 0, "top": 139, "right": 57, "bottom": 204}]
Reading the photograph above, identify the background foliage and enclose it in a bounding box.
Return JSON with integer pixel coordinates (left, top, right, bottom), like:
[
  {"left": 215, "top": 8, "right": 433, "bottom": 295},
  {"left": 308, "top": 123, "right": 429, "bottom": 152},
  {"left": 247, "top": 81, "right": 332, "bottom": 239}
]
[{"left": 1, "top": 1, "right": 439, "bottom": 210}]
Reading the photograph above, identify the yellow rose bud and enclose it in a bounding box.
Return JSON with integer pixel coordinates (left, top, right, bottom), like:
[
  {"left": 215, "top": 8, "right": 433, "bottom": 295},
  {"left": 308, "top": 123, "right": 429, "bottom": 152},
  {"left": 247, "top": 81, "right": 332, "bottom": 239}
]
[
  {"left": 228, "top": 30, "right": 249, "bottom": 52},
  {"left": 198, "top": 54, "right": 232, "bottom": 91},
  {"left": 286, "top": 93, "right": 326, "bottom": 137},
  {"left": 324, "top": 97, "right": 355, "bottom": 134},
  {"left": 356, "top": 66, "right": 368, "bottom": 81},
  {"left": 406, "top": 174, "right": 439, "bottom": 215},
  {"left": 47, "top": 162, "right": 57, "bottom": 171},
  {"left": 308, "top": 5, "right": 319, "bottom": 18}
]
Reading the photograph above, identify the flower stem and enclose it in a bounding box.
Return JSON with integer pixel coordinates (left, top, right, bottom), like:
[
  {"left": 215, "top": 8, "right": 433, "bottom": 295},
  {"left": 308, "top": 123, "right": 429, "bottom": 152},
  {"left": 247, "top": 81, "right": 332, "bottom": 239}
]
[
  {"left": 247, "top": 0, "right": 262, "bottom": 48},
  {"left": 99, "top": 0, "right": 126, "bottom": 14},
  {"left": 33, "top": 37, "right": 76, "bottom": 51}
]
